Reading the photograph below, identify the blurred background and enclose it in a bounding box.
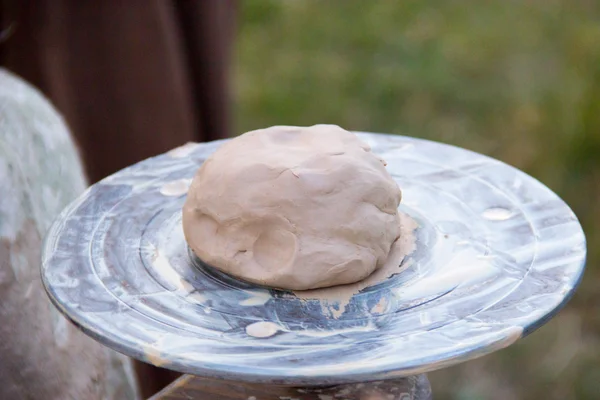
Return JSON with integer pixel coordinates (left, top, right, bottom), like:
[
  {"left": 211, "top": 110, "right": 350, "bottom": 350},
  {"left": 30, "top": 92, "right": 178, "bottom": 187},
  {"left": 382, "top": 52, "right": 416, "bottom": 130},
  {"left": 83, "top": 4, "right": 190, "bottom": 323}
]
[
  {"left": 2, "top": 0, "right": 599, "bottom": 399},
  {"left": 234, "top": 2, "right": 599, "bottom": 399}
]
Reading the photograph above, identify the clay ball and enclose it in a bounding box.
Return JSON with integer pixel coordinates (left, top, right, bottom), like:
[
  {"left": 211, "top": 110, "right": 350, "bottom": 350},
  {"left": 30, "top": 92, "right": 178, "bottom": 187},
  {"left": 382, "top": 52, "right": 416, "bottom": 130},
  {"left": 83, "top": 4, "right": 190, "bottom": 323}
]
[{"left": 182, "top": 125, "right": 402, "bottom": 290}]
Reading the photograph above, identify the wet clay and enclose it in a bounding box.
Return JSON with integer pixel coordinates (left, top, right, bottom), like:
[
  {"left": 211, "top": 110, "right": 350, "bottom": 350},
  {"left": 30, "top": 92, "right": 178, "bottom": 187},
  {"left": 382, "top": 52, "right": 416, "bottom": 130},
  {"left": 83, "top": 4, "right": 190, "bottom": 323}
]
[
  {"left": 294, "top": 212, "right": 417, "bottom": 318},
  {"left": 183, "top": 125, "right": 402, "bottom": 290}
]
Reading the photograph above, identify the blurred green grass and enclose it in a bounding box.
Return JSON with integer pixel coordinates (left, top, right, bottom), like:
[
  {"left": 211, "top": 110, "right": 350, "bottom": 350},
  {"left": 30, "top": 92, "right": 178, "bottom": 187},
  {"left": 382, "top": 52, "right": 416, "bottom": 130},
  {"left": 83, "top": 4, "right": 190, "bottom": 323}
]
[{"left": 233, "top": 1, "right": 600, "bottom": 399}]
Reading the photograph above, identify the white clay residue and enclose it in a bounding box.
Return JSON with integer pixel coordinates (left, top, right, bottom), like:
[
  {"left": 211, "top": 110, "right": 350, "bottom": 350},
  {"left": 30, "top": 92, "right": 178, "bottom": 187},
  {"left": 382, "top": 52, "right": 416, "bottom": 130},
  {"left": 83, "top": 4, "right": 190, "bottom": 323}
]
[
  {"left": 167, "top": 142, "right": 200, "bottom": 158},
  {"left": 501, "top": 325, "right": 524, "bottom": 346},
  {"left": 142, "top": 344, "right": 167, "bottom": 367},
  {"left": 393, "top": 248, "right": 499, "bottom": 300},
  {"left": 295, "top": 324, "right": 523, "bottom": 378},
  {"left": 371, "top": 297, "right": 388, "bottom": 314},
  {"left": 246, "top": 320, "right": 376, "bottom": 339},
  {"left": 160, "top": 179, "right": 192, "bottom": 197},
  {"left": 152, "top": 249, "right": 181, "bottom": 289},
  {"left": 187, "top": 291, "right": 206, "bottom": 302},
  {"left": 419, "top": 311, "right": 432, "bottom": 325},
  {"left": 482, "top": 207, "right": 514, "bottom": 221},
  {"left": 294, "top": 322, "right": 376, "bottom": 338},
  {"left": 293, "top": 212, "right": 417, "bottom": 318},
  {"left": 239, "top": 290, "right": 272, "bottom": 306},
  {"left": 393, "top": 143, "right": 415, "bottom": 152},
  {"left": 245, "top": 321, "right": 281, "bottom": 338},
  {"left": 151, "top": 247, "right": 194, "bottom": 294}
]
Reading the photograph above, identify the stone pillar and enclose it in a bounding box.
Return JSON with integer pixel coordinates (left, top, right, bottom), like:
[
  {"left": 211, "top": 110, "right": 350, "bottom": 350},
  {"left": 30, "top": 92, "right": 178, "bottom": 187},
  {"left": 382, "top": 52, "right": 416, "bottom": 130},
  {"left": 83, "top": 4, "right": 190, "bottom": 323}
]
[{"left": 0, "top": 68, "right": 139, "bottom": 400}]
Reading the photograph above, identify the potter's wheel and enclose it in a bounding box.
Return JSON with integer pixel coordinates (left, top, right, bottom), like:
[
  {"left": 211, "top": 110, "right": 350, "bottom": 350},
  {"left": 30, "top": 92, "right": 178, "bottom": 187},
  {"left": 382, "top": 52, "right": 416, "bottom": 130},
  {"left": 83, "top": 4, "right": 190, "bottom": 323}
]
[{"left": 41, "top": 133, "right": 586, "bottom": 386}]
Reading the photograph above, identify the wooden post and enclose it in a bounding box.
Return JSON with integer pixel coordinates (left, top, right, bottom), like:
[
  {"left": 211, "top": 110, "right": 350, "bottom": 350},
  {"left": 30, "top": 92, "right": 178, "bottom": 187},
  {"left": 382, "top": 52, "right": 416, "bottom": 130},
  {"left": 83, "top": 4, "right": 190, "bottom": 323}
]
[{"left": 150, "top": 374, "right": 432, "bottom": 400}]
